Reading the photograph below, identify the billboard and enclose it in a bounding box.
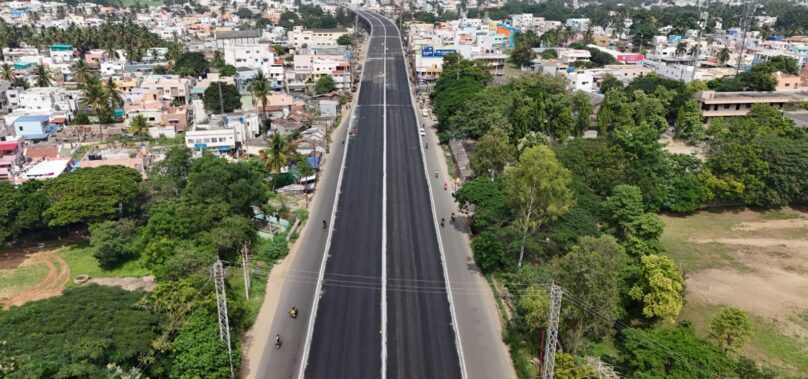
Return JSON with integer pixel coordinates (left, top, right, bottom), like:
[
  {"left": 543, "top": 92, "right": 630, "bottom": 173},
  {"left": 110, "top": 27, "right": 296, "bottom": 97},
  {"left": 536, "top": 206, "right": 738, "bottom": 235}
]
[
  {"left": 617, "top": 54, "right": 645, "bottom": 63},
  {"left": 421, "top": 46, "right": 457, "bottom": 58}
]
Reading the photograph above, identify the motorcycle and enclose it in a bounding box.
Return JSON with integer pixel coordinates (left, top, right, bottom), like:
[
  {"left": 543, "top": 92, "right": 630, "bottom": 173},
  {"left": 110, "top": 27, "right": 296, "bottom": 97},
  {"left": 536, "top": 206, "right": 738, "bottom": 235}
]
[
  {"left": 274, "top": 335, "right": 282, "bottom": 349},
  {"left": 289, "top": 307, "right": 298, "bottom": 319}
]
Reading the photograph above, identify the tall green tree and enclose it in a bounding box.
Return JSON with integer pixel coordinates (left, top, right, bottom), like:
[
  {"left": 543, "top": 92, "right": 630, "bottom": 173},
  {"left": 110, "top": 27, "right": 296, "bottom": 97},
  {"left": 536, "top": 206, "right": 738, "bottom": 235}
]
[
  {"left": 89, "top": 219, "right": 139, "bottom": 269},
  {"left": 1, "top": 63, "right": 16, "bottom": 82},
  {"left": 42, "top": 166, "right": 142, "bottom": 226},
  {"left": 173, "top": 52, "right": 209, "bottom": 77},
  {"left": 470, "top": 127, "right": 513, "bottom": 179},
  {"left": 32, "top": 64, "right": 52, "bottom": 87},
  {"left": 248, "top": 71, "right": 270, "bottom": 119},
  {"left": 558, "top": 235, "right": 627, "bottom": 351},
  {"left": 571, "top": 92, "right": 593, "bottom": 136},
  {"left": 203, "top": 82, "right": 241, "bottom": 113},
  {"left": 502, "top": 145, "right": 574, "bottom": 266},
  {"left": 674, "top": 99, "right": 704, "bottom": 142},
  {"left": 628, "top": 254, "right": 684, "bottom": 322}
]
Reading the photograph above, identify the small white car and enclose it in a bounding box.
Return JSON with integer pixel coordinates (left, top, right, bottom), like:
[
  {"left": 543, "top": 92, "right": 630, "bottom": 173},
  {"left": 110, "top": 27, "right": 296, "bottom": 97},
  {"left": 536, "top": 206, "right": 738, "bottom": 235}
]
[{"left": 419, "top": 126, "right": 426, "bottom": 136}]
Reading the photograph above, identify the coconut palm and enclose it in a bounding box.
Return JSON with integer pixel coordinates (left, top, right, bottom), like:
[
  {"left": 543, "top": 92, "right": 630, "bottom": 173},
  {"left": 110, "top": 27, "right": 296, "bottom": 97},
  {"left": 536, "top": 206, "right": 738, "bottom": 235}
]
[
  {"left": 675, "top": 42, "right": 688, "bottom": 56},
  {"left": 81, "top": 75, "right": 109, "bottom": 120},
  {"left": 103, "top": 77, "right": 123, "bottom": 108},
  {"left": 32, "top": 64, "right": 52, "bottom": 87},
  {"left": 248, "top": 71, "right": 270, "bottom": 119},
  {"left": 72, "top": 60, "right": 91, "bottom": 85},
  {"left": 718, "top": 47, "right": 731, "bottom": 66},
  {"left": 129, "top": 114, "right": 149, "bottom": 136},
  {"left": 265, "top": 134, "right": 293, "bottom": 190},
  {"left": 0, "top": 63, "right": 16, "bottom": 82}
]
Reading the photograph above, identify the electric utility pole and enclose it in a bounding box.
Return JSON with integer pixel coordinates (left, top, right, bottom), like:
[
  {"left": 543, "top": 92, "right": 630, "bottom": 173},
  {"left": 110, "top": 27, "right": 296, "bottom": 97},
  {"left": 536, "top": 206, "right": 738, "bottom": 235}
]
[
  {"left": 213, "top": 260, "right": 235, "bottom": 378},
  {"left": 241, "top": 243, "right": 251, "bottom": 300},
  {"left": 541, "top": 281, "right": 563, "bottom": 379}
]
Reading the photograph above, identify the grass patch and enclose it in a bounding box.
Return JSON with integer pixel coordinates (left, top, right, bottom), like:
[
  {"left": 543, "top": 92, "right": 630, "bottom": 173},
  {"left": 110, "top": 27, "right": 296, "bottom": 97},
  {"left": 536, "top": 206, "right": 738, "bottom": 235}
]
[
  {"left": 747, "top": 318, "right": 808, "bottom": 374},
  {"left": 59, "top": 243, "right": 151, "bottom": 288},
  {"left": 0, "top": 264, "right": 49, "bottom": 296},
  {"left": 586, "top": 336, "right": 619, "bottom": 358},
  {"left": 228, "top": 261, "right": 269, "bottom": 328},
  {"left": 759, "top": 209, "right": 803, "bottom": 220}
]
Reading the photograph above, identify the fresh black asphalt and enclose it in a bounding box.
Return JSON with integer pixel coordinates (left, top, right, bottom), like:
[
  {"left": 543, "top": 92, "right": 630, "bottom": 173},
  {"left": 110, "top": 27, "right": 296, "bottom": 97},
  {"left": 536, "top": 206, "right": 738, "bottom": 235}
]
[{"left": 304, "top": 12, "right": 461, "bottom": 379}]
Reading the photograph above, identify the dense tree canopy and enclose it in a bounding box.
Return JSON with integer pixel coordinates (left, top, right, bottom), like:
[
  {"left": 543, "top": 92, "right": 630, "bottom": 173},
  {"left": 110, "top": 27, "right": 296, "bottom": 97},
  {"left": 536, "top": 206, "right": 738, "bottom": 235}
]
[{"left": 203, "top": 82, "right": 241, "bottom": 113}]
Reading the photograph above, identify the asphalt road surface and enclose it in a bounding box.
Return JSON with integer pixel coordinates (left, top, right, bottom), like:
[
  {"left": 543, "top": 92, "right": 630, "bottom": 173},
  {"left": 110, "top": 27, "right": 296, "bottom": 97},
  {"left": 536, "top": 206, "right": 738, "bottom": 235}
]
[{"left": 255, "top": 11, "right": 464, "bottom": 379}]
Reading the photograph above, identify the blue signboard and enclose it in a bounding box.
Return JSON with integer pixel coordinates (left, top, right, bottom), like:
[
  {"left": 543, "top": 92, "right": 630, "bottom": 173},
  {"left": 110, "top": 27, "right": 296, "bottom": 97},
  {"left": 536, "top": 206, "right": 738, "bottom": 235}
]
[
  {"left": 421, "top": 46, "right": 457, "bottom": 58},
  {"left": 194, "top": 143, "right": 208, "bottom": 149}
]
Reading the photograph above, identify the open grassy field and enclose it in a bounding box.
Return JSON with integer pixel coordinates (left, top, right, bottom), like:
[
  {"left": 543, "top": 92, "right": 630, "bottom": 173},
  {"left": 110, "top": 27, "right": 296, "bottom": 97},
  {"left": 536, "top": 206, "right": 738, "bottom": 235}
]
[
  {"left": 661, "top": 207, "right": 808, "bottom": 375},
  {"left": 0, "top": 242, "right": 152, "bottom": 307}
]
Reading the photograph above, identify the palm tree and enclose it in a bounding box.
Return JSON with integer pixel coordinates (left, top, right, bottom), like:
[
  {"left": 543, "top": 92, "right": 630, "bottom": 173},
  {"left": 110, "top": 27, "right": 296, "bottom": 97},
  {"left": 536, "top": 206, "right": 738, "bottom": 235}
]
[
  {"left": 129, "top": 114, "right": 149, "bottom": 136},
  {"left": 103, "top": 77, "right": 123, "bottom": 109},
  {"left": 32, "top": 64, "right": 52, "bottom": 87},
  {"left": 248, "top": 71, "right": 270, "bottom": 119},
  {"left": 675, "top": 42, "right": 688, "bottom": 56},
  {"left": 265, "top": 134, "right": 292, "bottom": 190},
  {"left": 718, "top": 47, "right": 731, "bottom": 66},
  {"left": 0, "top": 63, "right": 16, "bottom": 82},
  {"left": 81, "top": 75, "right": 109, "bottom": 120},
  {"left": 72, "top": 60, "right": 91, "bottom": 85}
]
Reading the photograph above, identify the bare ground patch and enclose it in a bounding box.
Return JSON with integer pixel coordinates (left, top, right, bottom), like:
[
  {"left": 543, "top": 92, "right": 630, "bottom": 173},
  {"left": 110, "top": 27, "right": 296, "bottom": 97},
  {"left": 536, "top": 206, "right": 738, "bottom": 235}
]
[{"left": 0, "top": 250, "right": 70, "bottom": 308}]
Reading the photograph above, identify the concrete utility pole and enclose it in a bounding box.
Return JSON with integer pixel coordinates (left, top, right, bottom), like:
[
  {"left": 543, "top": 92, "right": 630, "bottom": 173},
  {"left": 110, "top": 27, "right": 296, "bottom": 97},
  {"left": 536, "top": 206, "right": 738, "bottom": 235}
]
[
  {"left": 241, "top": 243, "right": 251, "bottom": 300},
  {"left": 213, "top": 260, "right": 235, "bottom": 378},
  {"left": 541, "top": 282, "right": 563, "bottom": 379}
]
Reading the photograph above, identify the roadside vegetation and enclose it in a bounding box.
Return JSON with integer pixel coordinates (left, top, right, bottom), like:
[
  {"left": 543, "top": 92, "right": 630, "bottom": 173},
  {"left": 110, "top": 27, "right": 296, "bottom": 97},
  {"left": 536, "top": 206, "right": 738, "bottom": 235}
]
[
  {"left": 435, "top": 54, "right": 807, "bottom": 377},
  {"left": 0, "top": 145, "right": 297, "bottom": 377}
]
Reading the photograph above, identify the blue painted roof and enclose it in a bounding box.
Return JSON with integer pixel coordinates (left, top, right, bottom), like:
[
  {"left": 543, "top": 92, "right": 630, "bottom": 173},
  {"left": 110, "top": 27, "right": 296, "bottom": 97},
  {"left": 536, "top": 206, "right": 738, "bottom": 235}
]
[{"left": 15, "top": 115, "right": 50, "bottom": 123}]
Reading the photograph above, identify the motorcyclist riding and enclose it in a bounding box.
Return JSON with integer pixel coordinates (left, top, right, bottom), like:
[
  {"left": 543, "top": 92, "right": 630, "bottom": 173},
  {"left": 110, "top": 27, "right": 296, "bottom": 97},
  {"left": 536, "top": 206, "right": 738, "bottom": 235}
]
[
  {"left": 440, "top": 218, "right": 445, "bottom": 227},
  {"left": 322, "top": 220, "right": 327, "bottom": 229},
  {"left": 451, "top": 212, "right": 456, "bottom": 221},
  {"left": 434, "top": 170, "right": 438, "bottom": 178},
  {"left": 289, "top": 306, "right": 298, "bottom": 318},
  {"left": 275, "top": 334, "right": 282, "bottom": 349}
]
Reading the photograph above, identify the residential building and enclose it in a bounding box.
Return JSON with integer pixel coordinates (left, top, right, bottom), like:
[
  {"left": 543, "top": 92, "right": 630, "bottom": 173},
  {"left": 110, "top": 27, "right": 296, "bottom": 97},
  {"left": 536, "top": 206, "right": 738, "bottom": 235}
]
[
  {"left": 695, "top": 90, "right": 808, "bottom": 123},
  {"left": 774, "top": 72, "right": 803, "bottom": 91},
  {"left": 20, "top": 159, "right": 71, "bottom": 181},
  {"left": 224, "top": 44, "right": 275, "bottom": 70},
  {"left": 140, "top": 75, "right": 192, "bottom": 105},
  {"left": 288, "top": 26, "right": 350, "bottom": 49},
  {"left": 214, "top": 29, "right": 262, "bottom": 49},
  {"left": 49, "top": 44, "right": 76, "bottom": 64},
  {"left": 13, "top": 115, "right": 54, "bottom": 140}
]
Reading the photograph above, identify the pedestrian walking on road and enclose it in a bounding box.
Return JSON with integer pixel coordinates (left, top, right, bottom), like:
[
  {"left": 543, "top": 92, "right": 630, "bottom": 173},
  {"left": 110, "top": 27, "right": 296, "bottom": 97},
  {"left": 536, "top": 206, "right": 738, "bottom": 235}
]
[{"left": 443, "top": 182, "right": 447, "bottom": 191}]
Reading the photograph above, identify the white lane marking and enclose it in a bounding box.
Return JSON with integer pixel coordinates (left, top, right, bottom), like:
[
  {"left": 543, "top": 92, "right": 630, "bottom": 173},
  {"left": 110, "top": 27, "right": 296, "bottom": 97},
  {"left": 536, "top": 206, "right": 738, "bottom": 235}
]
[
  {"left": 377, "top": 11, "right": 470, "bottom": 379},
  {"left": 296, "top": 11, "right": 373, "bottom": 379},
  {"left": 380, "top": 14, "right": 389, "bottom": 379}
]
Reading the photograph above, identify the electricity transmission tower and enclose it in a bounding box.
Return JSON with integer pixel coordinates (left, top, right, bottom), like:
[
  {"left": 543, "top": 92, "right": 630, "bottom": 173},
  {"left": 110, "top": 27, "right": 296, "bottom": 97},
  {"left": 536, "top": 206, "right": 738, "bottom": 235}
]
[
  {"left": 542, "top": 282, "right": 563, "bottom": 379},
  {"left": 735, "top": 0, "right": 757, "bottom": 74},
  {"left": 241, "top": 243, "right": 251, "bottom": 300},
  {"left": 213, "top": 260, "right": 235, "bottom": 378}
]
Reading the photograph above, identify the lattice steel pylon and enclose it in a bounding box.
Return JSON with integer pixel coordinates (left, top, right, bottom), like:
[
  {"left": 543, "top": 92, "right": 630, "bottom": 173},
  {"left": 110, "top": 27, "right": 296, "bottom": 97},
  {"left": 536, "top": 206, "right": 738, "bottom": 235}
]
[
  {"left": 542, "top": 281, "right": 563, "bottom": 379},
  {"left": 213, "top": 260, "right": 234, "bottom": 378}
]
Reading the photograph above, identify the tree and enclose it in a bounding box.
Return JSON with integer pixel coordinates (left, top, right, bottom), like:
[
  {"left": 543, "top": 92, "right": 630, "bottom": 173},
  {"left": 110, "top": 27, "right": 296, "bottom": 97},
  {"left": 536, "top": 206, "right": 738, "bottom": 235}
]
[
  {"left": 336, "top": 34, "right": 353, "bottom": 45},
  {"left": 148, "top": 146, "right": 193, "bottom": 198},
  {"left": 518, "top": 285, "right": 549, "bottom": 334},
  {"left": 211, "top": 50, "right": 225, "bottom": 69},
  {"left": 471, "top": 228, "right": 512, "bottom": 272},
  {"left": 219, "top": 64, "right": 236, "bottom": 76},
  {"left": 0, "top": 286, "right": 163, "bottom": 378},
  {"left": 264, "top": 134, "right": 293, "bottom": 189},
  {"left": 540, "top": 49, "right": 558, "bottom": 59},
  {"left": 0, "top": 181, "right": 47, "bottom": 242},
  {"left": 90, "top": 219, "right": 139, "bottom": 269},
  {"left": 674, "top": 99, "right": 704, "bottom": 142},
  {"left": 236, "top": 7, "right": 252, "bottom": 19},
  {"left": 248, "top": 71, "right": 270, "bottom": 119},
  {"left": 709, "top": 307, "right": 752, "bottom": 354},
  {"left": 129, "top": 114, "right": 149, "bottom": 136},
  {"left": 203, "top": 82, "right": 241, "bottom": 113},
  {"left": 73, "top": 112, "right": 90, "bottom": 125},
  {"left": 1, "top": 63, "right": 16, "bottom": 82},
  {"left": 173, "top": 52, "right": 209, "bottom": 77},
  {"left": 599, "top": 74, "right": 623, "bottom": 94},
  {"left": 42, "top": 166, "right": 142, "bottom": 227},
  {"left": 81, "top": 75, "right": 112, "bottom": 122},
  {"left": 170, "top": 309, "right": 237, "bottom": 378},
  {"left": 72, "top": 60, "right": 91, "bottom": 85},
  {"left": 470, "top": 127, "right": 513, "bottom": 179},
  {"left": 628, "top": 254, "right": 684, "bottom": 322},
  {"left": 571, "top": 92, "right": 593, "bottom": 136},
  {"left": 314, "top": 75, "right": 337, "bottom": 94},
  {"left": 558, "top": 235, "right": 627, "bottom": 350},
  {"left": 602, "top": 185, "right": 645, "bottom": 239},
  {"left": 184, "top": 155, "right": 268, "bottom": 215},
  {"left": 717, "top": 47, "right": 731, "bottom": 65},
  {"left": 32, "top": 64, "right": 52, "bottom": 87},
  {"left": 619, "top": 323, "right": 736, "bottom": 378},
  {"left": 502, "top": 145, "right": 574, "bottom": 266},
  {"left": 446, "top": 87, "right": 513, "bottom": 139},
  {"left": 553, "top": 353, "right": 599, "bottom": 379},
  {"left": 596, "top": 90, "right": 633, "bottom": 133}
]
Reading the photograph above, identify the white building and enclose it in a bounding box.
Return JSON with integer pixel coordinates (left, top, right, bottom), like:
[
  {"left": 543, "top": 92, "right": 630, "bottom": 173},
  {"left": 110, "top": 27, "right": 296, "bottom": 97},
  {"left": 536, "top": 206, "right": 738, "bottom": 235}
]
[
  {"left": 100, "top": 61, "right": 126, "bottom": 76},
  {"left": 17, "top": 87, "right": 78, "bottom": 113},
  {"left": 224, "top": 44, "right": 275, "bottom": 70},
  {"left": 288, "top": 26, "right": 351, "bottom": 49}
]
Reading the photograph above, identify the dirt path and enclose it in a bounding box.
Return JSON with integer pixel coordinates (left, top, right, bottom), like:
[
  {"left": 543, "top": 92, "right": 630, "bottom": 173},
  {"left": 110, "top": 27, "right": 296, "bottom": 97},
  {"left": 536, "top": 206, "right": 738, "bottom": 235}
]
[{"left": 1, "top": 251, "right": 70, "bottom": 308}]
